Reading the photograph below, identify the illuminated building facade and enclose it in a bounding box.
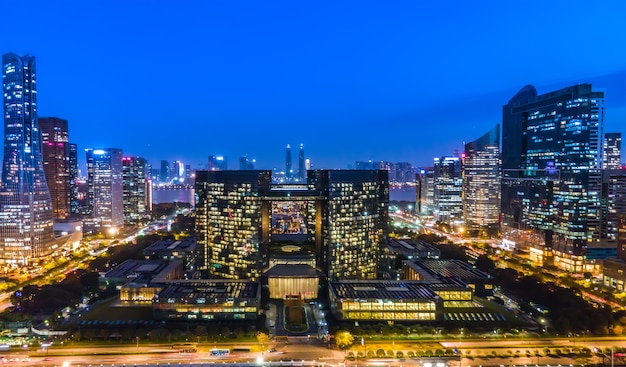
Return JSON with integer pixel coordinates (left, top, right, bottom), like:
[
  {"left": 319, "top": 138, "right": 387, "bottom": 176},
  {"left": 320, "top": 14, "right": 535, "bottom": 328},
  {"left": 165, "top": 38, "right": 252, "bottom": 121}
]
[
  {"left": 285, "top": 144, "right": 292, "bottom": 178},
  {"left": 122, "top": 156, "right": 148, "bottom": 222},
  {"left": 160, "top": 160, "right": 170, "bottom": 183},
  {"left": 0, "top": 53, "right": 55, "bottom": 264},
  {"left": 68, "top": 143, "right": 79, "bottom": 215},
  {"left": 194, "top": 169, "right": 389, "bottom": 281},
  {"left": 502, "top": 84, "right": 605, "bottom": 256},
  {"left": 86, "top": 148, "right": 123, "bottom": 232},
  {"left": 433, "top": 156, "right": 463, "bottom": 226},
  {"left": 328, "top": 281, "right": 440, "bottom": 321},
  {"left": 39, "top": 117, "right": 74, "bottom": 220},
  {"left": 417, "top": 167, "right": 435, "bottom": 216},
  {"left": 603, "top": 133, "right": 622, "bottom": 169},
  {"left": 462, "top": 124, "right": 500, "bottom": 232},
  {"left": 394, "top": 162, "right": 415, "bottom": 184},
  {"left": 603, "top": 170, "right": 626, "bottom": 242}
]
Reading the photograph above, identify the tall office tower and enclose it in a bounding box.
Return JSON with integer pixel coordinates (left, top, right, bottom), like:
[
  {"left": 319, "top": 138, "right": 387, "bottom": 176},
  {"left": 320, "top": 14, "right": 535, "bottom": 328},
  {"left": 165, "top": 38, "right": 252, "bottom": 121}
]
[
  {"left": 185, "top": 165, "right": 192, "bottom": 181},
  {"left": 122, "top": 156, "right": 147, "bottom": 222},
  {"left": 502, "top": 84, "right": 605, "bottom": 255},
  {"left": 618, "top": 214, "right": 626, "bottom": 261},
  {"left": 160, "top": 160, "right": 170, "bottom": 183},
  {"left": 207, "top": 155, "right": 227, "bottom": 171},
  {"left": 311, "top": 170, "right": 389, "bottom": 280},
  {"left": 285, "top": 144, "right": 292, "bottom": 177},
  {"left": 355, "top": 161, "right": 375, "bottom": 170},
  {"left": 39, "top": 117, "right": 71, "bottom": 219},
  {"left": 0, "top": 53, "right": 55, "bottom": 264},
  {"left": 239, "top": 155, "right": 255, "bottom": 170},
  {"left": 195, "top": 170, "right": 271, "bottom": 280},
  {"left": 433, "top": 156, "right": 463, "bottom": 226},
  {"left": 418, "top": 167, "right": 435, "bottom": 216},
  {"left": 604, "top": 133, "right": 622, "bottom": 169},
  {"left": 603, "top": 170, "right": 626, "bottom": 242},
  {"left": 68, "top": 143, "right": 79, "bottom": 216},
  {"left": 86, "top": 148, "right": 123, "bottom": 232},
  {"left": 463, "top": 124, "right": 500, "bottom": 233},
  {"left": 171, "top": 161, "right": 184, "bottom": 183},
  {"left": 394, "top": 162, "right": 415, "bottom": 184},
  {"left": 194, "top": 169, "right": 389, "bottom": 281},
  {"left": 298, "top": 144, "right": 305, "bottom": 180},
  {"left": 305, "top": 159, "right": 311, "bottom": 170}
]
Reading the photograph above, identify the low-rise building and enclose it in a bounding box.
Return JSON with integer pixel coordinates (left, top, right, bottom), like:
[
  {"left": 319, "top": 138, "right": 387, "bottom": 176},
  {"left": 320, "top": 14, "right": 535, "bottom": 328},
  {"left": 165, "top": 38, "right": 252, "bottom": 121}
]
[
  {"left": 152, "top": 280, "right": 260, "bottom": 321},
  {"left": 402, "top": 259, "right": 493, "bottom": 297}
]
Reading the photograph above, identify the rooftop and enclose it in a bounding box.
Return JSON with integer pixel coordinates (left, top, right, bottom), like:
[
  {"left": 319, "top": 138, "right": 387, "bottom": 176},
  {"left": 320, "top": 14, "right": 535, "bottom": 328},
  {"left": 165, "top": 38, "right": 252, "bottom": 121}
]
[
  {"left": 329, "top": 280, "right": 438, "bottom": 300},
  {"left": 155, "top": 280, "right": 259, "bottom": 301}
]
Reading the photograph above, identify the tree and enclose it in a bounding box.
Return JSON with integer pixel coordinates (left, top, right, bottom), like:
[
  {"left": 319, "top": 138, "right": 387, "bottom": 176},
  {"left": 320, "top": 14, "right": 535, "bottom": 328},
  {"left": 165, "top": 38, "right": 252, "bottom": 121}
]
[
  {"left": 257, "top": 332, "right": 270, "bottom": 348},
  {"left": 334, "top": 330, "right": 355, "bottom": 350},
  {"left": 475, "top": 254, "right": 495, "bottom": 273}
]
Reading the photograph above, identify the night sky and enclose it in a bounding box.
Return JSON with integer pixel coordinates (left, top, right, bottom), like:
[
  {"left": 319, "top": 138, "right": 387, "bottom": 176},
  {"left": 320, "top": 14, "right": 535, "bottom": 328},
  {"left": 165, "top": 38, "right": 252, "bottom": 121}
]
[{"left": 2, "top": 1, "right": 625, "bottom": 172}]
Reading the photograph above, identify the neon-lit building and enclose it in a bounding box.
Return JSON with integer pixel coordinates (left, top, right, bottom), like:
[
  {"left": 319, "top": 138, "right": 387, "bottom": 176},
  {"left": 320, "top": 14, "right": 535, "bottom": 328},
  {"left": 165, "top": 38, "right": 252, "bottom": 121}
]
[{"left": 0, "top": 53, "right": 55, "bottom": 264}]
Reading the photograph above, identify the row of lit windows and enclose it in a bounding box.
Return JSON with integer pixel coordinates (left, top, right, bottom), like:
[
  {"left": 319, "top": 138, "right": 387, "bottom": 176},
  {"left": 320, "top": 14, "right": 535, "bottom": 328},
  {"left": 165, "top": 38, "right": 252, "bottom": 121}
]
[
  {"left": 342, "top": 301, "right": 435, "bottom": 311},
  {"left": 343, "top": 311, "right": 435, "bottom": 320}
]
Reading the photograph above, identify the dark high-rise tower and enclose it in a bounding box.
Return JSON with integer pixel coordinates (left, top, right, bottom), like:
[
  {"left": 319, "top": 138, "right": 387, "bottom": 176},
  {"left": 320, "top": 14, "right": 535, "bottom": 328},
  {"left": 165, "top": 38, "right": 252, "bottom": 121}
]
[
  {"left": 501, "top": 84, "right": 605, "bottom": 257},
  {"left": 0, "top": 53, "right": 55, "bottom": 264},
  {"left": 298, "top": 144, "right": 305, "bottom": 180},
  {"left": 122, "top": 156, "right": 147, "bottom": 222},
  {"left": 68, "top": 143, "right": 79, "bottom": 215},
  {"left": 285, "top": 144, "right": 292, "bottom": 177},
  {"left": 39, "top": 117, "right": 72, "bottom": 219}
]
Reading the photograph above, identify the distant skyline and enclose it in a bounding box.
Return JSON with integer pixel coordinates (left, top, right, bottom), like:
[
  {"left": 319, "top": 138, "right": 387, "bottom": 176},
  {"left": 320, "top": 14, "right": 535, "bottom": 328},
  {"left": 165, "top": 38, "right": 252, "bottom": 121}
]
[{"left": 2, "top": 1, "right": 625, "bottom": 171}]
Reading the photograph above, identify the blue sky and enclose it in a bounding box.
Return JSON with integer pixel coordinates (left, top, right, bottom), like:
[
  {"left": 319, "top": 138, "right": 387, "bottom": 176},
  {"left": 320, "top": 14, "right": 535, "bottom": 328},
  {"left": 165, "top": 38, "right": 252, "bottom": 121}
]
[{"left": 2, "top": 1, "right": 626, "bottom": 171}]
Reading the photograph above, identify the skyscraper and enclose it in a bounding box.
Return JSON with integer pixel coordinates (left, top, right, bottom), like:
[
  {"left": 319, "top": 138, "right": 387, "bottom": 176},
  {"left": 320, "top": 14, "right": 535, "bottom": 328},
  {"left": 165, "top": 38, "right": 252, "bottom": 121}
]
[
  {"left": 207, "top": 155, "right": 227, "bottom": 171},
  {"left": 239, "top": 155, "right": 255, "bottom": 170},
  {"left": 285, "top": 144, "right": 292, "bottom": 177},
  {"left": 463, "top": 124, "right": 500, "bottom": 233},
  {"left": 68, "top": 143, "right": 79, "bottom": 216},
  {"left": 194, "top": 169, "right": 389, "bottom": 281},
  {"left": 160, "top": 160, "right": 170, "bottom": 183},
  {"left": 433, "top": 156, "right": 463, "bottom": 227},
  {"left": 604, "top": 133, "right": 622, "bottom": 169},
  {"left": 0, "top": 53, "right": 55, "bottom": 264},
  {"left": 39, "top": 117, "right": 72, "bottom": 220},
  {"left": 122, "top": 156, "right": 148, "bottom": 222},
  {"left": 298, "top": 144, "right": 305, "bottom": 180},
  {"left": 501, "top": 84, "right": 605, "bottom": 257},
  {"left": 86, "top": 148, "right": 123, "bottom": 232}
]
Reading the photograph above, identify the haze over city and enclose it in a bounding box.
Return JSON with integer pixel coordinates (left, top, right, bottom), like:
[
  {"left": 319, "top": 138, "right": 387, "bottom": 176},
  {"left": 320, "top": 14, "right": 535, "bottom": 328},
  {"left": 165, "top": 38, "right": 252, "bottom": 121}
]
[{"left": 2, "top": 1, "right": 626, "bottom": 170}]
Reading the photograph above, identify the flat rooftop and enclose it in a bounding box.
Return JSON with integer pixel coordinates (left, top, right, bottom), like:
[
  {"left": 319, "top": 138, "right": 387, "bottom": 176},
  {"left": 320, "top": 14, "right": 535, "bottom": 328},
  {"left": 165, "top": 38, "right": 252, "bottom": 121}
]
[
  {"left": 329, "top": 281, "right": 437, "bottom": 300},
  {"left": 414, "top": 259, "right": 491, "bottom": 280},
  {"left": 143, "top": 237, "right": 197, "bottom": 253},
  {"left": 104, "top": 260, "right": 173, "bottom": 279},
  {"left": 156, "top": 280, "right": 260, "bottom": 300},
  {"left": 388, "top": 239, "right": 439, "bottom": 254},
  {"left": 264, "top": 264, "right": 324, "bottom": 277}
]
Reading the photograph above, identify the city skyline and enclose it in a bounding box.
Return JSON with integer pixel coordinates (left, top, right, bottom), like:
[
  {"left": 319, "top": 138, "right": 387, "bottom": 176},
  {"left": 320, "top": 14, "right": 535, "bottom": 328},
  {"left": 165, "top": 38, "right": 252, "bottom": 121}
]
[{"left": 2, "top": 1, "right": 626, "bottom": 170}]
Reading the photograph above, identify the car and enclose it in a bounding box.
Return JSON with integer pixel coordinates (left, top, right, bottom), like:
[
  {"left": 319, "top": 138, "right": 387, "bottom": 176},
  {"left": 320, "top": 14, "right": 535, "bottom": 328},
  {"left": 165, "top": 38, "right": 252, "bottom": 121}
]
[{"left": 268, "top": 348, "right": 277, "bottom": 352}]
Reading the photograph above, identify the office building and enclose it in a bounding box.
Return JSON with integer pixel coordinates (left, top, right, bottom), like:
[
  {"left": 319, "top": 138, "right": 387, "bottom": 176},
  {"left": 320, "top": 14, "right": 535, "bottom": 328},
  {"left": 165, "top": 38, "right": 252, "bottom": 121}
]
[
  {"left": 501, "top": 84, "right": 605, "bottom": 258},
  {"left": 604, "top": 133, "right": 622, "bottom": 170},
  {"left": 207, "top": 155, "right": 227, "bottom": 171},
  {"left": 39, "top": 117, "right": 72, "bottom": 220},
  {"left": 433, "top": 156, "right": 463, "bottom": 227},
  {"left": 194, "top": 169, "right": 389, "bottom": 281},
  {"left": 239, "top": 155, "right": 255, "bottom": 170},
  {"left": 603, "top": 170, "right": 626, "bottom": 242},
  {"left": 122, "top": 156, "right": 148, "bottom": 222},
  {"left": 0, "top": 53, "right": 55, "bottom": 264},
  {"left": 68, "top": 143, "right": 79, "bottom": 216},
  {"left": 463, "top": 124, "right": 500, "bottom": 233},
  {"left": 159, "top": 160, "right": 170, "bottom": 183},
  {"left": 86, "top": 148, "right": 123, "bottom": 232},
  {"left": 285, "top": 144, "right": 292, "bottom": 177},
  {"left": 417, "top": 167, "right": 435, "bottom": 217},
  {"left": 298, "top": 144, "right": 305, "bottom": 180}
]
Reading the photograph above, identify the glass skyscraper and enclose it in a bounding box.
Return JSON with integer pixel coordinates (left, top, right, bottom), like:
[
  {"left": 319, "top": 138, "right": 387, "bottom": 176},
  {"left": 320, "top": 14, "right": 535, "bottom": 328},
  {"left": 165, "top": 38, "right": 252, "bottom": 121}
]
[
  {"left": 122, "top": 156, "right": 148, "bottom": 222},
  {"left": 86, "top": 148, "right": 124, "bottom": 232},
  {"left": 39, "top": 117, "right": 72, "bottom": 220},
  {"left": 501, "top": 84, "right": 605, "bottom": 256},
  {"left": 463, "top": 124, "right": 500, "bottom": 233},
  {"left": 433, "top": 156, "right": 463, "bottom": 227},
  {"left": 0, "top": 53, "right": 55, "bottom": 264},
  {"left": 194, "top": 169, "right": 389, "bottom": 281}
]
